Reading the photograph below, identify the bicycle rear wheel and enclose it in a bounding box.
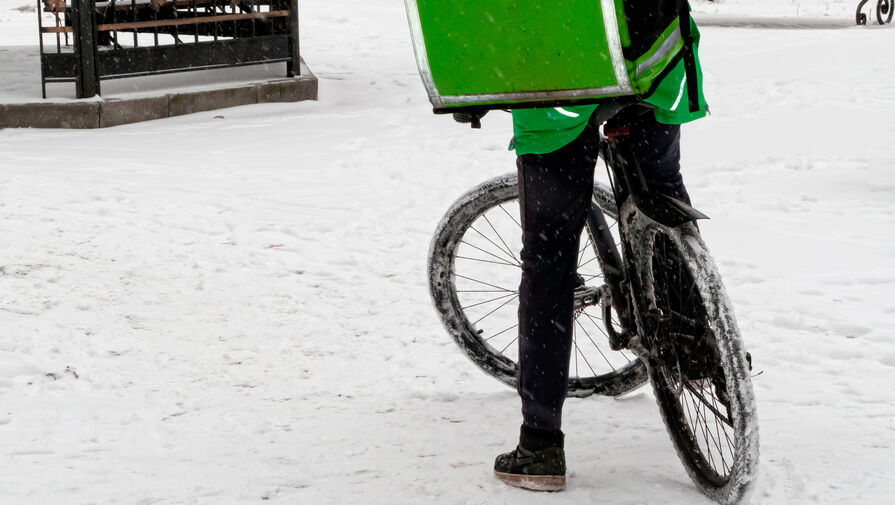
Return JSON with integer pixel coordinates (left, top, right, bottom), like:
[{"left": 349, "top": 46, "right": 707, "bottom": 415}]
[
  {"left": 637, "top": 225, "right": 759, "bottom": 503},
  {"left": 428, "top": 173, "right": 647, "bottom": 397}
]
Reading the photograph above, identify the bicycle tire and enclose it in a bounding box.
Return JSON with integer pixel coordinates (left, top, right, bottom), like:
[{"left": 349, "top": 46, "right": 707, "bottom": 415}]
[
  {"left": 428, "top": 173, "right": 648, "bottom": 397},
  {"left": 632, "top": 223, "right": 759, "bottom": 503}
]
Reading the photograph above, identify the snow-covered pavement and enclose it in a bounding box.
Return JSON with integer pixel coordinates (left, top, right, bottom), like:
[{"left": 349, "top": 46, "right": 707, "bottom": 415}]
[{"left": 1, "top": 1, "right": 894, "bottom": 504}]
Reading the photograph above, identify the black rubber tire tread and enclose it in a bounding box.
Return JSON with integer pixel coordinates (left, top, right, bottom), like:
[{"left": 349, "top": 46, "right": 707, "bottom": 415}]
[
  {"left": 636, "top": 224, "right": 759, "bottom": 504},
  {"left": 428, "top": 173, "right": 648, "bottom": 398}
]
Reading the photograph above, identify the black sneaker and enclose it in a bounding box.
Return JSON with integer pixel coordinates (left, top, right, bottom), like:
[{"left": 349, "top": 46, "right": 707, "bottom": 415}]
[{"left": 493, "top": 426, "right": 566, "bottom": 491}]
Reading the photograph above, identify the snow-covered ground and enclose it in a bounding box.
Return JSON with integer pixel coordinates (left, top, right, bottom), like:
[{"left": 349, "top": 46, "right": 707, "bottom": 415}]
[{"left": 1, "top": 0, "right": 894, "bottom": 504}]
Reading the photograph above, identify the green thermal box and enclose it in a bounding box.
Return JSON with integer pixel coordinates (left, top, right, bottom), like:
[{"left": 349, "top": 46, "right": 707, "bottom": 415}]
[{"left": 404, "top": 0, "right": 686, "bottom": 112}]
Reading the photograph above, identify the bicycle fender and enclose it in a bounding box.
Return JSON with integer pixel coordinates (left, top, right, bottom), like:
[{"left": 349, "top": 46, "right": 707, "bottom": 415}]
[{"left": 633, "top": 191, "right": 709, "bottom": 227}]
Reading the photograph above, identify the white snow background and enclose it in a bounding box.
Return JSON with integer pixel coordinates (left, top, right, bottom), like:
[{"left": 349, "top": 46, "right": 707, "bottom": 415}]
[{"left": 1, "top": 0, "right": 894, "bottom": 503}]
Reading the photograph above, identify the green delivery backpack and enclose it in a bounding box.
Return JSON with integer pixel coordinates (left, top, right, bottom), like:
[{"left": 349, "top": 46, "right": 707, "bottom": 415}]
[{"left": 404, "top": 0, "right": 699, "bottom": 113}]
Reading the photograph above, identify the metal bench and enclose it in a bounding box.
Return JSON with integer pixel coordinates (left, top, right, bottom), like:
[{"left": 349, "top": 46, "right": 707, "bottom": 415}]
[{"left": 37, "top": 0, "right": 301, "bottom": 98}]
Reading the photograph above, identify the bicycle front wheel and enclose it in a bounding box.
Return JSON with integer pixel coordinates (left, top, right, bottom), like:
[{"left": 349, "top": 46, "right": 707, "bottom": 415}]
[
  {"left": 428, "top": 173, "right": 647, "bottom": 397},
  {"left": 636, "top": 224, "right": 759, "bottom": 503}
]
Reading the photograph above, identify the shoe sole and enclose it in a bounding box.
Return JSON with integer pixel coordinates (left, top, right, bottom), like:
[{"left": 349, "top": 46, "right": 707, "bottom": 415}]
[{"left": 494, "top": 470, "right": 566, "bottom": 492}]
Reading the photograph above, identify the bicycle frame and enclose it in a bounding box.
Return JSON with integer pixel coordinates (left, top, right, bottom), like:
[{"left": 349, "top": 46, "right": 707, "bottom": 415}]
[
  {"left": 431, "top": 103, "right": 758, "bottom": 500},
  {"left": 582, "top": 108, "right": 709, "bottom": 352}
]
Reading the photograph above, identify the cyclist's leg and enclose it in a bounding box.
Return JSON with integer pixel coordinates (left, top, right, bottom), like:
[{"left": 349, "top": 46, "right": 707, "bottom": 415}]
[
  {"left": 516, "top": 125, "right": 598, "bottom": 432},
  {"left": 605, "top": 107, "right": 691, "bottom": 204}
]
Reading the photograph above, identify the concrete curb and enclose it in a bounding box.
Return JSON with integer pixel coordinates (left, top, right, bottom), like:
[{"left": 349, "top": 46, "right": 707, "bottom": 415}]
[{"left": 0, "top": 65, "right": 317, "bottom": 129}]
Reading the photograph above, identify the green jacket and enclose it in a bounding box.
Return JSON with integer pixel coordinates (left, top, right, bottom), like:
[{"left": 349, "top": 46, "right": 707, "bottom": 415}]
[{"left": 512, "top": 17, "right": 706, "bottom": 156}]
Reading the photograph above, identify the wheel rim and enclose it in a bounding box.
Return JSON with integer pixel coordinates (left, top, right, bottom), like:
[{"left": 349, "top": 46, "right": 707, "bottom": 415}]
[
  {"left": 449, "top": 192, "right": 640, "bottom": 390},
  {"left": 647, "top": 230, "right": 739, "bottom": 486}
]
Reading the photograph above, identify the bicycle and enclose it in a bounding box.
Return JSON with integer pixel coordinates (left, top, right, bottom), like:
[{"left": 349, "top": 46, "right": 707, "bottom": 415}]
[{"left": 427, "top": 103, "right": 759, "bottom": 504}]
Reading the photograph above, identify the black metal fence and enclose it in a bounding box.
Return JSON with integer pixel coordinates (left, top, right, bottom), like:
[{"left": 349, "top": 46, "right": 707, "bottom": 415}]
[
  {"left": 37, "top": 0, "right": 301, "bottom": 98},
  {"left": 857, "top": 0, "right": 893, "bottom": 25}
]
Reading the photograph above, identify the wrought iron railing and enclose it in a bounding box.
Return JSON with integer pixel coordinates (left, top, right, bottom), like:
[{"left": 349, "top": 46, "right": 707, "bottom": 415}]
[
  {"left": 37, "top": 0, "right": 301, "bottom": 98},
  {"left": 857, "top": 0, "right": 894, "bottom": 25}
]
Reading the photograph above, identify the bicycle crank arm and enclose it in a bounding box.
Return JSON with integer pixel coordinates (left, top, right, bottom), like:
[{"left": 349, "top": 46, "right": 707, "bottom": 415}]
[{"left": 598, "top": 285, "right": 633, "bottom": 351}]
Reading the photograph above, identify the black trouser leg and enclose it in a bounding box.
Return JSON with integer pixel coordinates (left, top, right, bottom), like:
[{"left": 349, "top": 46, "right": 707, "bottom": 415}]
[
  {"left": 605, "top": 108, "right": 691, "bottom": 204},
  {"left": 516, "top": 127, "right": 597, "bottom": 432},
  {"left": 515, "top": 110, "right": 690, "bottom": 434}
]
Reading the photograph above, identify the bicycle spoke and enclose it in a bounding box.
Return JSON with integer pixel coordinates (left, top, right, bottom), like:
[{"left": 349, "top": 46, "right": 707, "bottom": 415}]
[
  {"left": 484, "top": 323, "right": 518, "bottom": 342},
  {"left": 578, "top": 235, "right": 594, "bottom": 268},
  {"left": 455, "top": 254, "right": 519, "bottom": 268},
  {"left": 706, "top": 379, "right": 736, "bottom": 459},
  {"left": 687, "top": 388, "right": 713, "bottom": 469},
  {"left": 580, "top": 234, "right": 593, "bottom": 257},
  {"left": 576, "top": 320, "right": 615, "bottom": 370},
  {"left": 461, "top": 292, "right": 517, "bottom": 310},
  {"left": 695, "top": 386, "right": 727, "bottom": 471},
  {"left": 573, "top": 336, "right": 599, "bottom": 378},
  {"left": 709, "top": 387, "right": 731, "bottom": 473},
  {"left": 470, "top": 224, "right": 520, "bottom": 267},
  {"left": 473, "top": 294, "right": 519, "bottom": 326},
  {"left": 578, "top": 255, "right": 598, "bottom": 270},
  {"left": 499, "top": 335, "right": 519, "bottom": 354},
  {"left": 457, "top": 289, "right": 517, "bottom": 293},
  {"left": 498, "top": 202, "right": 522, "bottom": 229},
  {"left": 665, "top": 338, "right": 725, "bottom": 474},
  {"left": 582, "top": 309, "right": 613, "bottom": 342},
  {"left": 715, "top": 414, "right": 736, "bottom": 469},
  {"left": 686, "top": 387, "right": 715, "bottom": 469},
  {"left": 680, "top": 394, "right": 713, "bottom": 471},
  {"left": 692, "top": 386, "right": 718, "bottom": 469},
  {"left": 681, "top": 383, "right": 699, "bottom": 440},
  {"left": 666, "top": 352, "right": 732, "bottom": 477},
  {"left": 686, "top": 382, "right": 728, "bottom": 475},
  {"left": 713, "top": 391, "right": 736, "bottom": 453},
  {"left": 454, "top": 273, "right": 515, "bottom": 293},
  {"left": 460, "top": 239, "right": 520, "bottom": 268},
  {"left": 581, "top": 308, "right": 633, "bottom": 363},
  {"left": 483, "top": 214, "right": 521, "bottom": 265},
  {"left": 681, "top": 384, "right": 696, "bottom": 428},
  {"left": 684, "top": 381, "right": 732, "bottom": 426}
]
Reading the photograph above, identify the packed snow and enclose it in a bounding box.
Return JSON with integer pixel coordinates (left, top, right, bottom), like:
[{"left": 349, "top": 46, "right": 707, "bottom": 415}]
[{"left": 1, "top": 0, "right": 894, "bottom": 504}]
